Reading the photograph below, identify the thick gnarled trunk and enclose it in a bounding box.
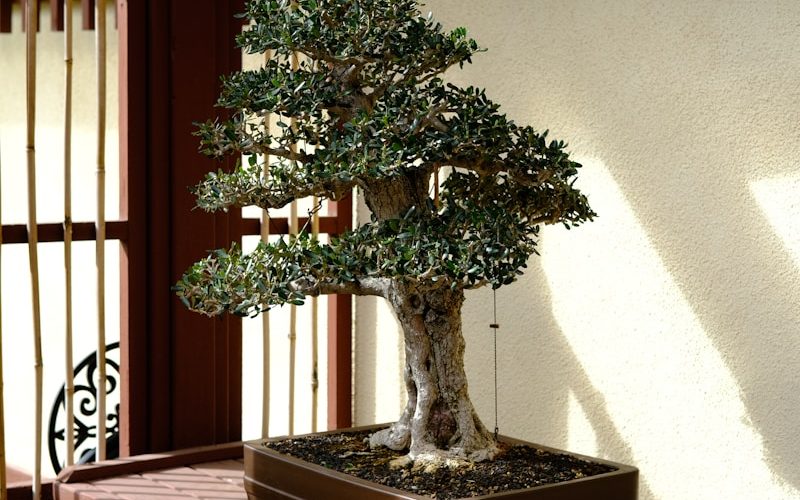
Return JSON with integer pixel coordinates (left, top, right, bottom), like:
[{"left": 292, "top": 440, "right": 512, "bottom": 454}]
[{"left": 369, "top": 280, "right": 497, "bottom": 466}]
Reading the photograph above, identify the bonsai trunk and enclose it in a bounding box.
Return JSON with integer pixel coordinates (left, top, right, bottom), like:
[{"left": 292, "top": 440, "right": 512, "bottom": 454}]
[{"left": 369, "top": 280, "right": 498, "bottom": 465}]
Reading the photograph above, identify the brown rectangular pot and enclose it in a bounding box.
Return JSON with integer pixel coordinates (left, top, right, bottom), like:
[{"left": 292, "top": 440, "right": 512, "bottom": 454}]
[{"left": 244, "top": 425, "right": 638, "bottom": 500}]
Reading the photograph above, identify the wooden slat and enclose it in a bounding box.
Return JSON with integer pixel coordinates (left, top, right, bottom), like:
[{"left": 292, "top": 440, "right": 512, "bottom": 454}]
[
  {"left": 119, "top": 0, "right": 246, "bottom": 458},
  {"left": 50, "top": 0, "right": 64, "bottom": 31},
  {"left": 0, "top": 220, "right": 128, "bottom": 244},
  {"left": 327, "top": 194, "right": 353, "bottom": 430},
  {"left": 241, "top": 216, "right": 341, "bottom": 236},
  {"left": 0, "top": 0, "right": 12, "bottom": 33},
  {"left": 7, "top": 480, "right": 54, "bottom": 500},
  {"left": 57, "top": 442, "right": 243, "bottom": 484},
  {"left": 81, "top": 0, "right": 94, "bottom": 30}
]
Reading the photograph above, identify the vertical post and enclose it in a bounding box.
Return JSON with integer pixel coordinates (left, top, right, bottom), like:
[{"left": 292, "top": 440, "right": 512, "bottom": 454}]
[
  {"left": 63, "top": 0, "right": 76, "bottom": 467},
  {"left": 24, "top": 0, "right": 44, "bottom": 496},
  {"left": 82, "top": 0, "right": 95, "bottom": 30},
  {"left": 118, "top": 0, "right": 245, "bottom": 456},
  {"left": 50, "top": 0, "right": 65, "bottom": 31},
  {"left": 0, "top": 0, "right": 11, "bottom": 33},
  {"left": 327, "top": 194, "right": 353, "bottom": 430}
]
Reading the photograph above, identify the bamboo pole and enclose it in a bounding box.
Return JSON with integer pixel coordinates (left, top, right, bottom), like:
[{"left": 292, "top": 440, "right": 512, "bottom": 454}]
[
  {"left": 287, "top": 51, "right": 299, "bottom": 437},
  {"left": 24, "top": 0, "right": 44, "bottom": 497},
  {"left": 310, "top": 196, "right": 319, "bottom": 432},
  {"left": 261, "top": 48, "right": 272, "bottom": 439},
  {"left": 63, "top": 0, "right": 76, "bottom": 467},
  {"left": 95, "top": 0, "right": 108, "bottom": 462},
  {"left": 309, "top": 58, "right": 320, "bottom": 433},
  {"left": 0, "top": 137, "right": 7, "bottom": 500}
]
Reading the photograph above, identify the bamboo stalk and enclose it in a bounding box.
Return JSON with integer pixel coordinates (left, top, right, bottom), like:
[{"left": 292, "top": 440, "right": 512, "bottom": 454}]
[
  {"left": 24, "top": 0, "right": 44, "bottom": 497},
  {"left": 310, "top": 195, "right": 319, "bottom": 432},
  {"left": 63, "top": 0, "right": 76, "bottom": 467},
  {"left": 95, "top": 0, "right": 107, "bottom": 462},
  {"left": 0, "top": 137, "right": 7, "bottom": 500},
  {"left": 287, "top": 51, "right": 299, "bottom": 437},
  {"left": 261, "top": 48, "right": 272, "bottom": 439},
  {"left": 310, "top": 56, "right": 321, "bottom": 433}
]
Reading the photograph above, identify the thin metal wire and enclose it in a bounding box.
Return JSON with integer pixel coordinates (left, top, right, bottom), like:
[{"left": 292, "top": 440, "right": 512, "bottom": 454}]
[
  {"left": 492, "top": 289, "right": 499, "bottom": 440},
  {"left": 63, "top": 0, "right": 76, "bottom": 467},
  {"left": 24, "top": 0, "right": 44, "bottom": 496},
  {"left": 95, "top": 0, "right": 108, "bottom": 462}
]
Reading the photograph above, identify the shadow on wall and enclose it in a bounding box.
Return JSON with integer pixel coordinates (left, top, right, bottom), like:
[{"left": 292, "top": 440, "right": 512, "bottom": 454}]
[
  {"left": 424, "top": 1, "right": 800, "bottom": 498},
  {"left": 539, "top": 160, "right": 799, "bottom": 499},
  {"left": 463, "top": 275, "right": 657, "bottom": 500}
]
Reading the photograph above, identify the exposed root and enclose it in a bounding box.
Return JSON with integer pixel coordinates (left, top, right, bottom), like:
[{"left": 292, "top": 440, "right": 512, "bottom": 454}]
[
  {"left": 389, "top": 449, "right": 490, "bottom": 473},
  {"left": 369, "top": 420, "right": 411, "bottom": 451}
]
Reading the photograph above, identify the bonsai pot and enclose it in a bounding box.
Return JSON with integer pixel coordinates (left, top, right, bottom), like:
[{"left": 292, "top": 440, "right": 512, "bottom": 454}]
[{"left": 243, "top": 424, "right": 638, "bottom": 500}]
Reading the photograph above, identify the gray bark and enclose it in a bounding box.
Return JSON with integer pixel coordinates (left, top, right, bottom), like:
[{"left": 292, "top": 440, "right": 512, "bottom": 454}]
[{"left": 368, "top": 280, "right": 498, "bottom": 464}]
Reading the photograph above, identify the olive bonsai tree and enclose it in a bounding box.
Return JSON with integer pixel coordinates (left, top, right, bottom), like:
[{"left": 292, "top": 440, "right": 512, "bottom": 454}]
[{"left": 175, "top": 0, "right": 595, "bottom": 468}]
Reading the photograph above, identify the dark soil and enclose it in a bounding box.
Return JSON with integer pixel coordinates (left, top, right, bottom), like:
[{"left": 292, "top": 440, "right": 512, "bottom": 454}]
[{"left": 265, "top": 429, "right": 616, "bottom": 499}]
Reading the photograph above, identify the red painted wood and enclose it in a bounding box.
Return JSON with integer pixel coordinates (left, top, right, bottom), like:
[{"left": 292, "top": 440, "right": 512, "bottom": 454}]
[
  {"left": 0, "top": 220, "right": 127, "bottom": 243},
  {"left": 50, "top": 0, "right": 63, "bottom": 31},
  {"left": 0, "top": 0, "right": 12, "bottom": 32},
  {"left": 168, "top": 0, "right": 245, "bottom": 449},
  {"left": 327, "top": 194, "right": 353, "bottom": 429},
  {"left": 7, "top": 482, "right": 54, "bottom": 500},
  {"left": 57, "top": 442, "right": 243, "bottom": 484},
  {"left": 117, "top": 0, "right": 150, "bottom": 457},
  {"left": 81, "top": 0, "right": 93, "bottom": 30},
  {"left": 117, "top": 0, "right": 353, "bottom": 454},
  {"left": 241, "top": 216, "right": 342, "bottom": 236},
  {"left": 118, "top": 0, "right": 245, "bottom": 457}
]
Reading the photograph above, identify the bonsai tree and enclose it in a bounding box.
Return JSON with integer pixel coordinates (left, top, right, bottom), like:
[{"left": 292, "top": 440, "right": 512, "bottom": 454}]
[{"left": 175, "top": 0, "right": 595, "bottom": 468}]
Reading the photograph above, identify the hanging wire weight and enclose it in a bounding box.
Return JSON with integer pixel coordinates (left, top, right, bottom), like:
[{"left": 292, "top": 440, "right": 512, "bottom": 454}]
[{"left": 490, "top": 289, "right": 500, "bottom": 440}]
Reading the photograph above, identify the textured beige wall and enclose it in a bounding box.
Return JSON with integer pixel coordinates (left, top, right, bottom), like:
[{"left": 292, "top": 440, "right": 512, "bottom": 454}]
[{"left": 355, "top": 2, "right": 800, "bottom": 499}]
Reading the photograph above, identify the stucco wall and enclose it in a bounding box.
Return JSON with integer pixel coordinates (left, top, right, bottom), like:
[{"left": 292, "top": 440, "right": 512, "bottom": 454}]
[{"left": 354, "top": 2, "right": 800, "bottom": 499}]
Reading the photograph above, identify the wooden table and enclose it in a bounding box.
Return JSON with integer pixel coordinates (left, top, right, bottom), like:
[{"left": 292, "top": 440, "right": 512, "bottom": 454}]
[{"left": 54, "top": 443, "right": 246, "bottom": 500}]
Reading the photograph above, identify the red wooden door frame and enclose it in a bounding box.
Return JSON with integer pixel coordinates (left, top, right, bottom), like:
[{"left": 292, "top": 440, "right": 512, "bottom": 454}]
[{"left": 117, "top": 0, "right": 352, "bottom": 457}]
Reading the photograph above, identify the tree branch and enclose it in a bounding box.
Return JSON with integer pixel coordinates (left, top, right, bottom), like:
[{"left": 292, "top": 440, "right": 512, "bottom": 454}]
[{"left": 291, "top": 276, "right": 392, "bottom": 298}]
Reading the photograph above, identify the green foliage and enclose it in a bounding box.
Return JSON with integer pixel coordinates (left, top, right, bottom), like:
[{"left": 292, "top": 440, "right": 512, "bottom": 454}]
[{"left": 177, "top": 0, "right": 596, "bottom": 316}]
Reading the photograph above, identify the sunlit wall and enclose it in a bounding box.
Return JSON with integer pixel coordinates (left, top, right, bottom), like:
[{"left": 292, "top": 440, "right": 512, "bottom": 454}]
[{"left": 354, "top": 2, "right": 800, "bottom": 499}]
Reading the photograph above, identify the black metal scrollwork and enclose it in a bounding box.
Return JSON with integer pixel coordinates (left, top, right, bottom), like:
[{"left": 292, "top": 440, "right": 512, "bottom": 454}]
[{"left": 47, "top": 342, "right": 120, "bottom": 474}]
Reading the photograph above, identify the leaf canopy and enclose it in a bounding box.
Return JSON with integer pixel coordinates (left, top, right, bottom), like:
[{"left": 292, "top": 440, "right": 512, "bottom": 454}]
[{"left": 176, "top": 0, "right": 596, "bottom": 316}]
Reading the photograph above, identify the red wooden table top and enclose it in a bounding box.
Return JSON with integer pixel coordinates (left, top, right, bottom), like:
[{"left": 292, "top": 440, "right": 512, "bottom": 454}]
[{"left": 53, "top": 442, "right": 247, "bottom": 500}]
